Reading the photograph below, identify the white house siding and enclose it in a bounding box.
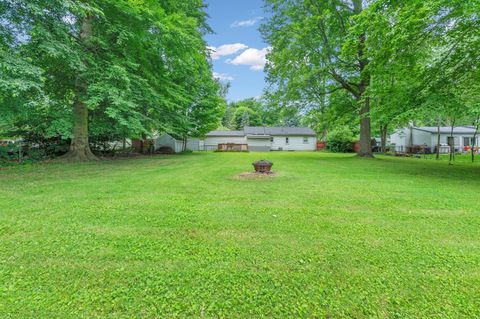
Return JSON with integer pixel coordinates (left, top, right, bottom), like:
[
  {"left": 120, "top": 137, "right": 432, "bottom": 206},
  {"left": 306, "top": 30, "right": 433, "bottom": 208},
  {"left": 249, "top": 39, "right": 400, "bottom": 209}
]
[
  {"left": 392, "top": 128, "right": 431, "bottom": 147},
  {"left": 430, "top": 134, "right": 440, "bottom": 147},
  {"left": 390, "top": 129, "right": 408, "bottom": 149},
  {"left": 155, "top": 134, "right": 201, "bottom": 152},
  {"left": 391, "top": 127, "right": 479, "bottom": 152},
  {"left": 429, "top": 134, "right": 459, "bottom": 147},
  {"left": 204, "top": 127, "right": 318, "bottom": 152},
  {"left": 271, "top": 136, "right": 316, "bottom": 151},
  {"left": 247, "top": 137, "right": 271, "bottom": 151},
  {"left": 185, "top": 139, "right": 200, "bottom": 151},
  {"left": 155, "top": 134, "right": 177, "bottom": 151},
  {"left": 411, "top": 129, "right": 431, "bottom": 145},
  {"left": 204, "top": 137, "right": 246, "bottom": 150},
  {"left": 458, "top": 135, "right": 479, "bottom": 148},
  {"left": 203, "top": 135, "right": 317, "bottom": 151}
]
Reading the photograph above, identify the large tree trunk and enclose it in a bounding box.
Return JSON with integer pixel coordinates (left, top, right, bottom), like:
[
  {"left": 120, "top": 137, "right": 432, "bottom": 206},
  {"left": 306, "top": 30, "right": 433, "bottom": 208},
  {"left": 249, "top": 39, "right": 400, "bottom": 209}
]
[
  {"left": 62, "top": 15, "right": 97, "bottom": 161},
  {"left": 62, "top": 99, "right": 97, "bottom": 161},
  {"left": 354, "top": 0, "right": 372, "bottom": 157},
  {"left": 358, "top": 97, "right": 372, "bottom": 157}
]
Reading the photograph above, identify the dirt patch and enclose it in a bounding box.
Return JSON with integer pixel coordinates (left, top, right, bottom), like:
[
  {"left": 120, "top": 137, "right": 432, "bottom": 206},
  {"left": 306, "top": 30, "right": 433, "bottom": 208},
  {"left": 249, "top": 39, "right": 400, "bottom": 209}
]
[{"left": 237, "top": 171, "right": 277, "bottom": 179}]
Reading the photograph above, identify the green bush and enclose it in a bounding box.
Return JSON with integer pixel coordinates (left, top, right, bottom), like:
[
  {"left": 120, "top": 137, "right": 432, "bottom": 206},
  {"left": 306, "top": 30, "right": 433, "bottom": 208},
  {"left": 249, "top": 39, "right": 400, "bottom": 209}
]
[
  {"left": 0, "top": 143, "right": 20, "bottom": 164},
  {"left": 327, "top": 127, "right": 354, "bottom": 153},
  {"left": 0, "top": 142, "right": 52, "bottom": 166}
]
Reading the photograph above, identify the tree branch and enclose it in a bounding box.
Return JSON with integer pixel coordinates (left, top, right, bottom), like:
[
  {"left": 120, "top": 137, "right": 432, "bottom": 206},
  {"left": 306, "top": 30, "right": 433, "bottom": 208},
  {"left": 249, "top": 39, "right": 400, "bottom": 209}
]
[{"left": 329, "top": 69, "right": 360, "bottom": 98}]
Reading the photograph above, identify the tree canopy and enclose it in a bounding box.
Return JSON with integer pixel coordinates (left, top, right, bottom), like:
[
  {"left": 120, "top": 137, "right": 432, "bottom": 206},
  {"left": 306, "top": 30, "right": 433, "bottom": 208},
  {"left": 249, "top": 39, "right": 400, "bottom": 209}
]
[
  {"left": 0, "top": 0, "right": 224, "bottom": 160},
  {"left": 261, "top": 0, "right": 480, "bottom": 156},
  {"left": 1, "top": 0, "right": 479, "bottom": 161}
]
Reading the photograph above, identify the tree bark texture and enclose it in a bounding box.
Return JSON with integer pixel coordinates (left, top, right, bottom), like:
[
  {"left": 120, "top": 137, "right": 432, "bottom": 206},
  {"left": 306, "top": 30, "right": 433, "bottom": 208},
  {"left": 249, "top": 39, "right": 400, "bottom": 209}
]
[
  {"left": 354, "top": 0, "right": 372, "bottom": 157},
  {"left": 62, "top": 15, "right": 97, "bottom": 161},
  {"left": 358, "top": 97, "right": 373, "bottom": 157}
]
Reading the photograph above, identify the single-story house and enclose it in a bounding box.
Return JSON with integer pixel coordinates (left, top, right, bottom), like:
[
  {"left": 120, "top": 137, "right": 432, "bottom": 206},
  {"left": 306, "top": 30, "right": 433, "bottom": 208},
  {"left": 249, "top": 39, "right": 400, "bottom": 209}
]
[
  {"left": 390, "top": 126, "right": 479, "bottom": 153},
  {"left": 205, "top": 126, "right": 317, "bottom": 151}
]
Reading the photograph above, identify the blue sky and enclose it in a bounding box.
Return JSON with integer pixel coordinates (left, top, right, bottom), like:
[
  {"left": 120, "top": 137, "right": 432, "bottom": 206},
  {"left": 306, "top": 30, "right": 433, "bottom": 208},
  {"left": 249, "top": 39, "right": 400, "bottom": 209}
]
[{"left": 204, "top": 0, "right": 268, "bottom": 102}]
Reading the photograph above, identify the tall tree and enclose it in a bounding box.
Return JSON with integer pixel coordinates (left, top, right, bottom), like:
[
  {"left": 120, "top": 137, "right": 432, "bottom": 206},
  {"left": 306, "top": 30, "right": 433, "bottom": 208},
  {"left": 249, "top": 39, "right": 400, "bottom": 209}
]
[
  {"left": 262, "top": 0, "right": 374, "bottom": 156},
  {"left": 359, "top": 0, "right": 480, "bottom": 152},
  {"left": 2, "top": 0, "right": 220, "bottom": 161}
]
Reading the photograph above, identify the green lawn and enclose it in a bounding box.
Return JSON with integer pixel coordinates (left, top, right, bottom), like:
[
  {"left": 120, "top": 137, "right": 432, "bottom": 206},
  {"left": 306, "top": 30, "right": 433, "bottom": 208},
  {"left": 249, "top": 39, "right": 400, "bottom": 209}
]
[{"left": 1, "top": 152, "right": 480, "bottom": 318}]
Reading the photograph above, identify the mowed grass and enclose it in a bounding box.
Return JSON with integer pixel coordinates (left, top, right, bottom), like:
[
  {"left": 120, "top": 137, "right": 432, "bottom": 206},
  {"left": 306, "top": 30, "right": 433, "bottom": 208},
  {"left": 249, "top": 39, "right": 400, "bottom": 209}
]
[{"left": 1, "top": 152, "right": 480, "bottom": 318}]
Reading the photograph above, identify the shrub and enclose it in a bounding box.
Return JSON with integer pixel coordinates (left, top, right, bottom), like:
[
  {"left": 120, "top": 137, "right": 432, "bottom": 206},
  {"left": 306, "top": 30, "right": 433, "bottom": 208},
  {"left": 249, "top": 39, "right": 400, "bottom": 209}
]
[
  {"left": 327, "top": 127, "right": 355, "bottom": 153},
  {"left": 0, "top": 143, "right": 19, "bottom": 165},
  {"left": 0, "top": 140, "right": 65, "bottom": 166}
]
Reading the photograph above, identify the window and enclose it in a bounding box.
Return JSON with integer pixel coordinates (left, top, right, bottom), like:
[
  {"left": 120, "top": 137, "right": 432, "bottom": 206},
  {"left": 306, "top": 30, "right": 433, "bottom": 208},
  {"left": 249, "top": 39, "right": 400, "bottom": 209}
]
[
  {"left": 464, "top": 137, "right": 472, "bottom": 146},
  {"left": 285, "top": 137, "right": 289, "bottom": 144},
  {"left": 303, "top": 137, "right": 309, "bottom": 144}
]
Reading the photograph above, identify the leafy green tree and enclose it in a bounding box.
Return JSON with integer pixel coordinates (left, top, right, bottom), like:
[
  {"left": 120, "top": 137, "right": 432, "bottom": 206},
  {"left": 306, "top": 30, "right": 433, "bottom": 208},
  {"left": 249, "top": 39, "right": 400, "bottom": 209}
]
[
  {"left": 241, "top": 110, "right": 250, "bottom": 128},
  {"left": 0, "top": 2, "right": 46, "bottom": 138},
  {"left": 263, "top": 0, "right": 480, "bottom": 158},
  {"left": 169, "top": 74, "right": 226, "bottom": 148},
  {"left": 262, "top": 0, "right": 374, "bottom": 156},
  {"left": 224, "top": 97, "right": 283, "bottom": 129},
  {"left": 359, "top": 0, "right": 479, "bottom": 154},
  {"left": 222, "top": 104, "right": 236, "bottom": 129},
  {"left": 1, "top": 0, "right": 220, "bottom": 161},
  {"left": 234, "top": 106, "right": 262, "bottom": 129},
  {"left": 302, "top": 90, "right": 358, "bottom": 140},
  {"left": 459, "top": 74, "right": 480, "bottom": 162}
]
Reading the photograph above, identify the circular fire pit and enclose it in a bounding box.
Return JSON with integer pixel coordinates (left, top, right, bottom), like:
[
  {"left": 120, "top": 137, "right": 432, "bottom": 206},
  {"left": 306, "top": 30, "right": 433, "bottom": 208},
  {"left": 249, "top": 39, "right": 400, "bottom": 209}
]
[{"left": 252, "top": 160, "right": 273, "bottom": 173}]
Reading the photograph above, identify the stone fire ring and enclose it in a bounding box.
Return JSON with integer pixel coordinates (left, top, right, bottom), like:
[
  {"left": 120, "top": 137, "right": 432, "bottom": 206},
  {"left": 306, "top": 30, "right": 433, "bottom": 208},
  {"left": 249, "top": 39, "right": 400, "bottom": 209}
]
[{"left": 252, "top": 160, "right": 273, "bottom": 174}]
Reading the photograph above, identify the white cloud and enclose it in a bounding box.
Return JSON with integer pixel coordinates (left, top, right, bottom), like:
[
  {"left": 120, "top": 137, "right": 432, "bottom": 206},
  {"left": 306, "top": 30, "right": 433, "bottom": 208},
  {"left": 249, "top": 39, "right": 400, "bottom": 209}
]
[
  {"left": 228, "top": 47, "right": 271, "bottom": 71},
  {"left": 213, "top": 72, "right": 234, "bottom": 81},
  {"left": 208, "top": 43, "right": 248, "bottom": 60},
  {"left": 231, "top": 17, "right": 263, "bottom": 28}
]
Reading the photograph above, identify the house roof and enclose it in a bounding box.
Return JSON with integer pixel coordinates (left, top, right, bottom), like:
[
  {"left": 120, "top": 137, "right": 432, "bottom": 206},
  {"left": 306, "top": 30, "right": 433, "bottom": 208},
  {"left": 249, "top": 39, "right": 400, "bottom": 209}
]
[
  {"left": 206, "top": 130, "right": 244, "bottom": 137},
  {"left": 413, "top": 126, "right": 477, "bottom": 134},
  {"left": 206, "top": 126, "right": 317, "bottom": 137},
  {"left": 246, "top": 135, "right": 271, "bottom": 139},
  {"left": 244, "top": 126, "right": 316, "bottom": 136}
]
